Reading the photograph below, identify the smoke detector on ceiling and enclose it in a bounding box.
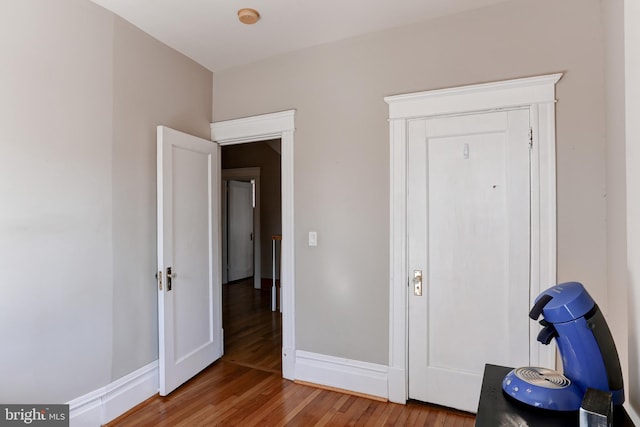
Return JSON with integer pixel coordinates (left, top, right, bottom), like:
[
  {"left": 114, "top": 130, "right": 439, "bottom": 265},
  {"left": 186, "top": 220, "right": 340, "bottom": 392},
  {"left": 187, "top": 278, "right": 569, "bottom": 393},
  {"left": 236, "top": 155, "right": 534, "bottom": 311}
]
[{"left": 238, "top": 8, "right": 260, "bottom": 25}]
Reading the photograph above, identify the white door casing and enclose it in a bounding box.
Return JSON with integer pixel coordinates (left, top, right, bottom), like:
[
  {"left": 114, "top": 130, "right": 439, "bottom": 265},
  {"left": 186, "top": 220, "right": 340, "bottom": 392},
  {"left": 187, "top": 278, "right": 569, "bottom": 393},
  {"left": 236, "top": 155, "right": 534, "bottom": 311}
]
[
  {"left": 210, "top": 110, "right": 296, "bottom": 380},
  {"left": 157, "top": 126, "right": 223, "bottom": 395},
  {"left": 386, "top": 74, "right": 562, "bottom": 404},
  {"left": 227, "top": 180, "right": 254, "bottom": 281},
  {"left": 407, "top": 109, "right": 531, "bottom": 412}
]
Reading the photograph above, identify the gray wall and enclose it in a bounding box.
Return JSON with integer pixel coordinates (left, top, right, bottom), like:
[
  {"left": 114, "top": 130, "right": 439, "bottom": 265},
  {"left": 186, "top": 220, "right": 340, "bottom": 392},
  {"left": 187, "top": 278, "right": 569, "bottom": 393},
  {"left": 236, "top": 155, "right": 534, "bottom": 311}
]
[
  {"left": 0, "top": 0, "right": 114, "bottom": 403},
  {"left": 213, "top": 0, "right": 610, "bottom": 365},
  {"left": 111, "top": 11, "right": 212, "bottom": 381},
  {"left": 222, "top": 141, "right": 282, "bottom": 280},
  {"left": 0, "top": 0, "right": 212, "bottom": 403}
]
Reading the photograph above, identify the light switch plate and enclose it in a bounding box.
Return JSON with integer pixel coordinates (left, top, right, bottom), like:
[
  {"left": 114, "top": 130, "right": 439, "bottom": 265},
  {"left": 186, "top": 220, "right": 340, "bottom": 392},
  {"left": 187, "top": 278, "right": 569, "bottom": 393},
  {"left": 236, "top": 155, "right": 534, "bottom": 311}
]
[{"left": 308, "top": 231, "right": 317, "bottom": 246}]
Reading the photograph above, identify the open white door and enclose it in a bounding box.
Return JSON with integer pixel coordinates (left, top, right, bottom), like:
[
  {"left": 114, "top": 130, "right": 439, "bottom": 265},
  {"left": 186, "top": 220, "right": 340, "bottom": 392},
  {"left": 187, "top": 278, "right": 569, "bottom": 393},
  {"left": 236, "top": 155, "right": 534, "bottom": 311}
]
[
  {"left": 227, "top": 180, "right": 254, "bottom": 282},
  {"left": 157, "top": 126, "right": 222, "bottom": 396}
]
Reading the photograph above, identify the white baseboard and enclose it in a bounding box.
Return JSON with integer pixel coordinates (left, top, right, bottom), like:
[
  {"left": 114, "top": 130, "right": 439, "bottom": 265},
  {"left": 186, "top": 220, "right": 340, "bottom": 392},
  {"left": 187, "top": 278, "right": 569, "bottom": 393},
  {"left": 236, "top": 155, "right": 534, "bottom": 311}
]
[
  {"left": 626, "top": 402, "right": 640, "bottom": 426},
  {"left": 282, "top": 346, "right": 295, "bottom": 380},
  {"left": 295, "top": 350, "right": 388, "bottom": 400},
  {"left": 387, "top": 366, "right": 407, "bottom": 404},
  {"left": 68, "top": 360, "right": 158, "bottom": 427}
]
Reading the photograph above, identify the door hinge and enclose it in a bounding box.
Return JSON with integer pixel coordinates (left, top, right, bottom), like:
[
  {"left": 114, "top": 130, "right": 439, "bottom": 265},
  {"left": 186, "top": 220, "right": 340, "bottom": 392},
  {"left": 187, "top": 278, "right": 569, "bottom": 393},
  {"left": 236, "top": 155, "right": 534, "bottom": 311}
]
[
  {"left": 528, "top": 128, "right": 533, "bottom": 149},
  {"left": 157, "top": 270, "right": 163, "bottom": 291}
]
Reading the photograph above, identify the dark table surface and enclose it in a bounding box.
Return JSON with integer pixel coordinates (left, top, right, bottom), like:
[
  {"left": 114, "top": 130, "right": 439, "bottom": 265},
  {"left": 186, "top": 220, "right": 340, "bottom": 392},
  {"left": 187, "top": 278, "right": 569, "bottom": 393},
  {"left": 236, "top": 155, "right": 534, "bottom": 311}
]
[{"left": 475, "top": 364, "right": 635, "bottom": 427}]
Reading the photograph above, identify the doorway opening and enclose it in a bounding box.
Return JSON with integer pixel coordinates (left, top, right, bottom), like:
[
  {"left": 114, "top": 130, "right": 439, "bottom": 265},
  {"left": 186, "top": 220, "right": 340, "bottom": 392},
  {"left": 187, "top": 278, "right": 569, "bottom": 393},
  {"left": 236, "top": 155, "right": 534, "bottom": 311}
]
[
  {"left": 211, "top": 109, "right": 296, "bottom": 380},
  {"left": 221, "top": 140, "right": 282, "bottom": 374}
]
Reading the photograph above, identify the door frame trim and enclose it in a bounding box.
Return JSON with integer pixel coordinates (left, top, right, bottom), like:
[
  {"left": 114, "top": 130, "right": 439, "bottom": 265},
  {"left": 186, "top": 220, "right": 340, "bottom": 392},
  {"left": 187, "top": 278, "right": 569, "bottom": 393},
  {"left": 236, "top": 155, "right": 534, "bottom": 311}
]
[
  {"left": 211, "top": 110, "right": 296, "bottom": 380},
  {"left": 385, "top": 74, "right": 562, "bottom": 403}
]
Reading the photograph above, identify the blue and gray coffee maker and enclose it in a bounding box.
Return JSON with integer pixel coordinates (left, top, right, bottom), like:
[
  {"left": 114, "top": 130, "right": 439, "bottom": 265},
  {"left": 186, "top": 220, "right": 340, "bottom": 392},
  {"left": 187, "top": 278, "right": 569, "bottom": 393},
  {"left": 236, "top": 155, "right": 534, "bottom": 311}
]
[{"left": 502, "top": 282, "right": 624, "bottom": 411}]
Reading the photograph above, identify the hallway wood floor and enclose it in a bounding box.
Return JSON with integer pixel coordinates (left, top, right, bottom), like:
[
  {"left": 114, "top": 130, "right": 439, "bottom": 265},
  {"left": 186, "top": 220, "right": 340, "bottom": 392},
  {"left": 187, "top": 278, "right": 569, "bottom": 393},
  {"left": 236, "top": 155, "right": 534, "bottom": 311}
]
[{"left": 106, "top": 279, "right": 475, "bottom": 426}]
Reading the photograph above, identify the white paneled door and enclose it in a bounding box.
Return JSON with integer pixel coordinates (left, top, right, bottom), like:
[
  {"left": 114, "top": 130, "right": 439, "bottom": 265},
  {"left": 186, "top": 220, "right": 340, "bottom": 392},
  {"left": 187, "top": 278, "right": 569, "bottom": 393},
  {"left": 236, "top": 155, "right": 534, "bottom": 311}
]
[
  {"left": 157, "top": 126, "right": 223, "bottom": 396},
  {"left": 227, "top": 180, "right": 254, "bottom": 282},
  {"left": 407, "top": 109, "right": 531, "bottom": 412}
]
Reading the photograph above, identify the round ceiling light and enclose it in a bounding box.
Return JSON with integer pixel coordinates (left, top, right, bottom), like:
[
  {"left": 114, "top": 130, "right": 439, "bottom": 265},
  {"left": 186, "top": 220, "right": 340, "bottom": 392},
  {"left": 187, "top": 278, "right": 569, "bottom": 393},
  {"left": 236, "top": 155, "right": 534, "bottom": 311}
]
[{"left": 238, "top": 8, "right": 260, "bottom": 25}]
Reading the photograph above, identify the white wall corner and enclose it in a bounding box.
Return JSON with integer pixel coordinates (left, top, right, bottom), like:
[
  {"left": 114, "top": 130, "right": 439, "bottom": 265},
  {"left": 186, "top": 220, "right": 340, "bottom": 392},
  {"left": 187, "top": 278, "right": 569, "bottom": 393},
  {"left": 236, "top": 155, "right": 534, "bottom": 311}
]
[
  {"left": 295, "top": 351, "right": 388, "bottom": 400},
  {"left": 68, "top": 361, "right": 158, "bottom": 427}
]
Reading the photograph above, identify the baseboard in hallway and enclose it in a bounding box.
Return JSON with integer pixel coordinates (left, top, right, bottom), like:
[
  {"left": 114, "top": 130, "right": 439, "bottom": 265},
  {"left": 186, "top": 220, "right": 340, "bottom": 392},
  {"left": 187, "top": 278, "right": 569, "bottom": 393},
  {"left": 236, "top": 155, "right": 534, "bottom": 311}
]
[
  {"left": 104, "top": 360, "right": 475, "bottom": 426},
  {"left": 98, "top": 277, "right": 474, "bottom": 426}
]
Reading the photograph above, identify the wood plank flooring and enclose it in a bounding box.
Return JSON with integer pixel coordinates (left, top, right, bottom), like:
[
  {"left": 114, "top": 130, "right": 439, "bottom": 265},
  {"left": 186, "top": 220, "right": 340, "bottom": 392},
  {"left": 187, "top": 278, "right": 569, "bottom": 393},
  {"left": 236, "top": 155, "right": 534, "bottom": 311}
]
[
  {"left": 222, "top": 279, "right": 282, "bottom": 374},
  {"left": 106, "top": 279, "right": 475, "bottom": 426}
]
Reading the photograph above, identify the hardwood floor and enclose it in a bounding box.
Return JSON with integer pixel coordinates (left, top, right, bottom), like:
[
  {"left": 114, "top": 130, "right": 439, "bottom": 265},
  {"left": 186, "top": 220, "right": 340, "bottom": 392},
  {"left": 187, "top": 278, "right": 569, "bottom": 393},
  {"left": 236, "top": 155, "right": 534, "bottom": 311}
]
[
  {"left": 222, "top": 279, "right": 282, "bottom": 374},
  {"left": 106, "top": 279, "right": 475, "bottom": 426}
]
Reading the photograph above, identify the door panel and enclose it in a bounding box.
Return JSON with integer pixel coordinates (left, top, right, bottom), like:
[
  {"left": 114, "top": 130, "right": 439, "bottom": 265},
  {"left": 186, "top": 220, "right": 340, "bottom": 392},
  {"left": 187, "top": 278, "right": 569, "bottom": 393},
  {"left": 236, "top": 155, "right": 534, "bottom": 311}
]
[
  {"left": 407, "top": 110, "right": 531, "bottom": 412},
  {"left": 428, "top": 133, "right": 507, "bottom": 373},
  {"left": 227, "top": 180, "right": 254, "bottom": 281},
  {"left": 157, "top": 126, "right": 222, "bottom": 396}
]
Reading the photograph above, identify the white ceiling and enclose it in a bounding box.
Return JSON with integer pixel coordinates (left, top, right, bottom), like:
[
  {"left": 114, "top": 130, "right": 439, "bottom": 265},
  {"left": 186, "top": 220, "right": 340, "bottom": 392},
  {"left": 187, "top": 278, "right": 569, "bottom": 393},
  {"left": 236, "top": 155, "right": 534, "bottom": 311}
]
[{"left": 90, "top": 0, "right": 511, "bottom": 72}]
